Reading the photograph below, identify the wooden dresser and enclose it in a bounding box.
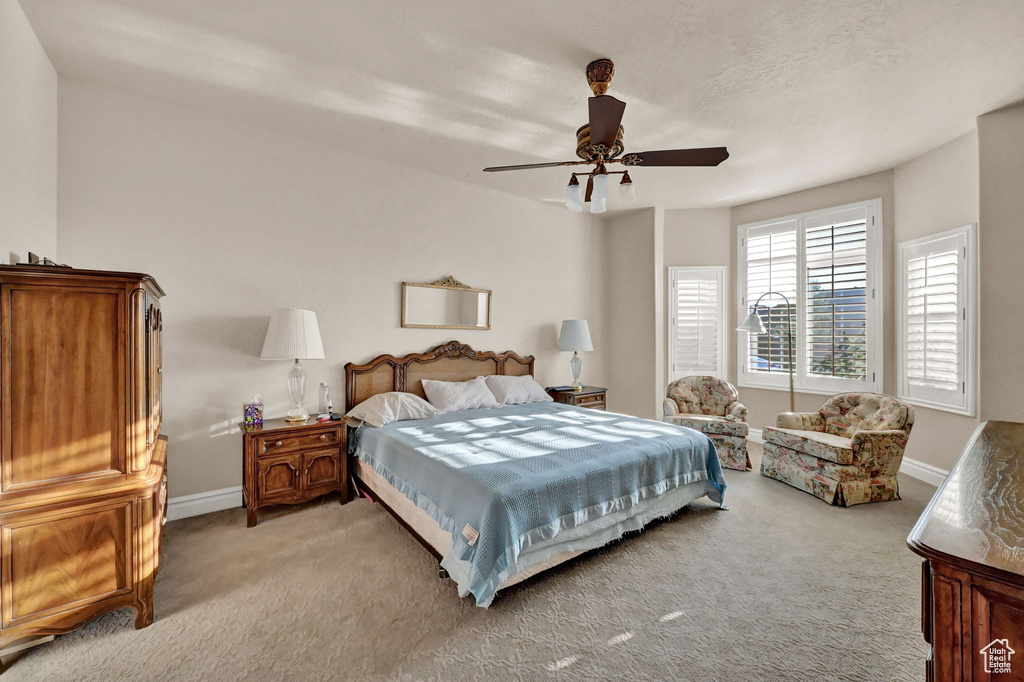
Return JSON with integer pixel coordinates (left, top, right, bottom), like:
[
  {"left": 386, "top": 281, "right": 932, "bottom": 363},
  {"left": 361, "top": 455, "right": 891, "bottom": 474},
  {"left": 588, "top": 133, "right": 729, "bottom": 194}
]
[
  {"left": 0, "top": 265, "right": 167, "bottom": 673},
  {"left": 240, "top": 418, "right": 347, "bottom": 527},
  {"left": 908, "top": 421, "right": 1024, "bottom": 681},
  {"left": 546, "top": 386, "right": 607, "bottom": 410}
]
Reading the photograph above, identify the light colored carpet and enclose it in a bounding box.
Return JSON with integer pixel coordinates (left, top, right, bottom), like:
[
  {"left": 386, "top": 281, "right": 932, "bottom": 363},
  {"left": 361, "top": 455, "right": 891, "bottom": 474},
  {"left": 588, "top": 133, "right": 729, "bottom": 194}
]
[{"left": 3, "top": 444, "right": 932, "bottom": 681}]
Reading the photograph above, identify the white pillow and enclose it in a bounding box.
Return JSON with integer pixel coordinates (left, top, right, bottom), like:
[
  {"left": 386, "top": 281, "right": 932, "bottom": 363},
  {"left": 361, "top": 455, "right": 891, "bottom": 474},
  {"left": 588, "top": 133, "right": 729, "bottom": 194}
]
[
  {"left": 345, "top": 392, "right": 439, "bottom": 427},
  {"left": 484, "top": 375, "right": 553, "bottom": 406},
  {"left": 421, "top": 376, "right": 502, "bottom": 414}
]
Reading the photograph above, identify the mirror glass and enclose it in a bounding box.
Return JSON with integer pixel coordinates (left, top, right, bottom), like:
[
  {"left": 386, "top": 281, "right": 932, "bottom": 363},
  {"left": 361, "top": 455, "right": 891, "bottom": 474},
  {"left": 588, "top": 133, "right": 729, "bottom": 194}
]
[{"left": 402, "top": 280, "right": 490, "bottom": 330}]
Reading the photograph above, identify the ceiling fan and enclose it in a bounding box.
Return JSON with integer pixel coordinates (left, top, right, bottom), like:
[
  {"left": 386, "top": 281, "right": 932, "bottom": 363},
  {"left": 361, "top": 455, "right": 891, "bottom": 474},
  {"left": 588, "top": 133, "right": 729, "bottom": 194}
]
[{"left": 483, "top": 59, "right": 729, "bottom": 213}]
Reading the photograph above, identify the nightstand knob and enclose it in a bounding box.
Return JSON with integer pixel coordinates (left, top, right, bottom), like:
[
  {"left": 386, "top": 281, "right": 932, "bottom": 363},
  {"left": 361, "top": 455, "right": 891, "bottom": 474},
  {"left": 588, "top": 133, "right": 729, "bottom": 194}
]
[
  {"left": 319, "top": 434, "right": 327, "bottom": 441},
  {"left": 275, "top": 440, "right": 283, "bottom": 447}
]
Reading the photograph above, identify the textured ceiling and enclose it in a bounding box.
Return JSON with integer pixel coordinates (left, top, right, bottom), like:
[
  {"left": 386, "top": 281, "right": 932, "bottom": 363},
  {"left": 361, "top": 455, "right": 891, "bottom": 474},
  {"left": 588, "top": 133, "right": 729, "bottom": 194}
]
[{"left": 19, "top": 0, "right": 1024, "bottom": 210}]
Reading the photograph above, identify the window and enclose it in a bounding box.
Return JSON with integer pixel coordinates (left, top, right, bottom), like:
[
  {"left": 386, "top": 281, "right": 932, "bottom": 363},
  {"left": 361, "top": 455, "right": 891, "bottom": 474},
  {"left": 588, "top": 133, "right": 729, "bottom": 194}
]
[
  {"left": 898, "top": 224, "right": 977, "bottom": 415},
  {"left": 737, "top": 199, "right": 882, "bottom": 394},
  {"left": 669, "top": 266, "right": 726, "bottom": 381}
]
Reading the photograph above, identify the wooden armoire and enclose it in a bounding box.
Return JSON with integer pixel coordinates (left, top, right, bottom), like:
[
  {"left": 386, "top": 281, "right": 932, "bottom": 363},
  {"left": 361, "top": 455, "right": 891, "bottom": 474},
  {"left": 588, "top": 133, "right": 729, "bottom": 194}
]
[{"left": 0, "top": 264, "right": 166, "bottom": 672}]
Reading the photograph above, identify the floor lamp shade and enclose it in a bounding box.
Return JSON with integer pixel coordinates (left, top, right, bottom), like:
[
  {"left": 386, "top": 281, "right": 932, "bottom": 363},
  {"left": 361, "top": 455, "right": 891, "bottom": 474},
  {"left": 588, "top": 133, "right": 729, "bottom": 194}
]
[
  {"left": 736, "top": 311, "right": 768, "bottom": 334},
  {"left": 558, "top": 319, "right": 593, "bottom": 390},
  {"left": 261, "top": 308, "right": 325, "bottom": 422},
  {"left": 260, "top": 309, "right": 325, "bottom": 360}
]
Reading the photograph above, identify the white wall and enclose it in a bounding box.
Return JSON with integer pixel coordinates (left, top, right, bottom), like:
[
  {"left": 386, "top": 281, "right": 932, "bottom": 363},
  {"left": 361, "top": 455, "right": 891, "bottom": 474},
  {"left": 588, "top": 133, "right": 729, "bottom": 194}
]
[
  {"left": 978, "top": 102, "right": 1024, "bottom": 425},
  {"left": 893, "top": 132, "right": 981, "bottom": 471},
  {"left": 57, "top": 79, "right": 607, "bottom": 498},
  {"left": 603, "top": 207, "right": 663, "bottom": 419},
  {"left": 663, "top": 208, "right": 732, "bottom": 390},
  {"left": 0, "top": 0, "right": 57, "bottom": 264}
]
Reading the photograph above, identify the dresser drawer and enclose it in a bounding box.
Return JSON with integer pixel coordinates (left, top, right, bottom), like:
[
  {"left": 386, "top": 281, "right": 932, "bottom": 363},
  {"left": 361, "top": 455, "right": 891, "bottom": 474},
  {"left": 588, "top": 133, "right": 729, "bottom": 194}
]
[{"left": 258, "top": 428, "right": 342, "bottom": 455}]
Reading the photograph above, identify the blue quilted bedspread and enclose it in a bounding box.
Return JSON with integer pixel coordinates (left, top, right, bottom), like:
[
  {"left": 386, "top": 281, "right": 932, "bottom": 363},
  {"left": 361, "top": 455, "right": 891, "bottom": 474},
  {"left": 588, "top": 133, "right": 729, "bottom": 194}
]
[{"left": 352, "top": 402, "right": 725, "bottom": 606}]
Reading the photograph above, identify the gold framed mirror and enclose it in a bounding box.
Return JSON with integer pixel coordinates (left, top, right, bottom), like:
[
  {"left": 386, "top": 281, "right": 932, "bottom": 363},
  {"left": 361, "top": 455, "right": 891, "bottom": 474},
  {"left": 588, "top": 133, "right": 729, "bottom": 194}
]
[{"left": 401, "top": 277, "right": 491, "bottom": 330}]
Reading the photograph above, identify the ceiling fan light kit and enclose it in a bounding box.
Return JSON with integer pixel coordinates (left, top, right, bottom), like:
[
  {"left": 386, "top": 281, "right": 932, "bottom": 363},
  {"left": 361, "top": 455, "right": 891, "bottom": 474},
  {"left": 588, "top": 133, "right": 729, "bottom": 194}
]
[
  {"left": 618, "top": 171, "right": 636, "bottom": 205},
  {"left": 483, "top": 59, "right": 729, "bottom": 212},
  {"left": 566, "top": 174, "right": 583, "bottom": 212}
]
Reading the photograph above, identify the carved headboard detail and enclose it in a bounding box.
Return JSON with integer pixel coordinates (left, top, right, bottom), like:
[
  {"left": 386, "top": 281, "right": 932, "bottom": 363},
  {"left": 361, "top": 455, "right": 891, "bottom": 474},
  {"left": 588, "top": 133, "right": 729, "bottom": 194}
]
[{"left": 344, "top": 340, "right": 535, "bottom": 411}]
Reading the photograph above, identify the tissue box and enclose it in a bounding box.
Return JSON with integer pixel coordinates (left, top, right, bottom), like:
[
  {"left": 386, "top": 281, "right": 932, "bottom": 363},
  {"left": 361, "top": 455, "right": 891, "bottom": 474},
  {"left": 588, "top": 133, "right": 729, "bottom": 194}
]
[{"left": 243, "top": 401, "right": 264, "bottom": 425}]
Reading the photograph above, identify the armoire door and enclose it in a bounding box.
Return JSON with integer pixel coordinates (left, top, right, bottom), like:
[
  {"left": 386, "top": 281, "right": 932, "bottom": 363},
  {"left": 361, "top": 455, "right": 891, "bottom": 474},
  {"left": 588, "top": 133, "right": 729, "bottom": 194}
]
[{"left": 1, "top": 284, "right": 127, "bottom": 493}]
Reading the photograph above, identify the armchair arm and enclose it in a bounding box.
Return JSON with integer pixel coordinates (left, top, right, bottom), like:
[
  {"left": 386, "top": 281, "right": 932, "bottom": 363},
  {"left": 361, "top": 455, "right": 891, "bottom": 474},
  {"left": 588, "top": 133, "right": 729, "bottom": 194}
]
[
  {"left": 776, "top": 411, "right": 825, "bottom": 431},
  {"left": 851, "top": 429, "right": 910, "bottom": 474},
  {"left": 663, "top": 398, "right": 680, "bottom": 418},
  {"left": 725, "top": 401, "right": 748, "bottom": 422}
]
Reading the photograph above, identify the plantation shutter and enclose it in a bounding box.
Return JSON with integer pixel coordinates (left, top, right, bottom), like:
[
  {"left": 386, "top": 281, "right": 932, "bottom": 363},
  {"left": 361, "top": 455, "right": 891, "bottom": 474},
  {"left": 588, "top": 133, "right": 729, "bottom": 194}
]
[
  {"left": 669, "top": 267, "right": 726, "bottom": 381},
  {"left": 899, "top": 227, "right": 973, "bottom": 413},
  {"left": 743, "top": 221, "right": 797, "bottom": 375},
  {"left": 804, "top": 212, "right": 869, "bottom": 381},
  {"left": 739, "top": 199, "right": 882, "bottom": 393}
]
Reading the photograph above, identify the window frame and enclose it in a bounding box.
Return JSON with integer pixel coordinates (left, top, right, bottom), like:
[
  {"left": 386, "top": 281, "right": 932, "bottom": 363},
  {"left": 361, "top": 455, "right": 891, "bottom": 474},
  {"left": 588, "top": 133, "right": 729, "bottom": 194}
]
[
  {"left": 736, "top": 198, "right": 884, "bottom": 396},
  {"left": 668, "top": 265, "right": 728, "bottom": 382},
  {"left": 897, "top": 223, "right": 977, "bottom": 416}
]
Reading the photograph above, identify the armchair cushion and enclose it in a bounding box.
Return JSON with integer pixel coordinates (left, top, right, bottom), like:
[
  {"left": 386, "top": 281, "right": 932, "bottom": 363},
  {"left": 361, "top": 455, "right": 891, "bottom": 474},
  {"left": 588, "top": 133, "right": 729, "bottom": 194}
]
[
  {"left": 667, "top": 415, "right": 749, "bottom": 438},
  {"left": 667, "top": 376, "right": 743, "bottom": 419},
  {"left": 762, "top": 426, "right": 854, "bottom": 465},
  {"left": 819, "top": 392, "right": 912, "bottom": 438}
]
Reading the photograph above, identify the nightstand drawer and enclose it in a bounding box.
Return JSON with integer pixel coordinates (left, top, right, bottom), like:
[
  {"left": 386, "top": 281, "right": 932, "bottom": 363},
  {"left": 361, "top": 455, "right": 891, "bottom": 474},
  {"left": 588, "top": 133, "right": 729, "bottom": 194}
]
[
  {"left": 575, "top": 394, "right": 606, "bottom": 409},
  {"left": 546, "top": 386, "right": 608, "bottom": 411},
  {"left": 258, "top": 428, "right": 342, "bottom": 455}
]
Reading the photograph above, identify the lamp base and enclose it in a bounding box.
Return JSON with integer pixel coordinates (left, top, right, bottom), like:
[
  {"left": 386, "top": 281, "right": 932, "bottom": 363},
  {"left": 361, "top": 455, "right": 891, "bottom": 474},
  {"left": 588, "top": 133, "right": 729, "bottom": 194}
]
[
  {"left": 285, "top": 359, "right": 309, "bottom": 422},
  {"left": 285, "top": 407, "right": 309, "bottom": 423},
  {"left": 569, "top": 351, "right": 583, "bottom": 391}
]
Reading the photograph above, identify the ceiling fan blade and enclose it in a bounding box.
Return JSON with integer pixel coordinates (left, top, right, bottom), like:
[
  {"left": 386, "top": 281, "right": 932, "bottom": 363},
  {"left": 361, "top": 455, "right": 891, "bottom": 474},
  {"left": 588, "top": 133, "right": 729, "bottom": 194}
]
[
  {"left": 482, "top": 160, "right": 579, "bottom": 172},
  {"left": 627, "top": 147, "right": 729, "bottom": 167},
  {"left": 585, "top": 175, "right": 594, "bottom": 203},
  {"left": 588, "top": 96, "right": 626, "bottom": 150}
]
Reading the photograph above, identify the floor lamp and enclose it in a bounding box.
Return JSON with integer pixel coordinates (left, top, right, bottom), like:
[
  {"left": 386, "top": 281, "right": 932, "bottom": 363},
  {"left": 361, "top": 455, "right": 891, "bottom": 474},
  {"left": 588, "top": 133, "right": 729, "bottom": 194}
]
[{"left": 737, "top": 292, "right": 795, "bottom": 412}]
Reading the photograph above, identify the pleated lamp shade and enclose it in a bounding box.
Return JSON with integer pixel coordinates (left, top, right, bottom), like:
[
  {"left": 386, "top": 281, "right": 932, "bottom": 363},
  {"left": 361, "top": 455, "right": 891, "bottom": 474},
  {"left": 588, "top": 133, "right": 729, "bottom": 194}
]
[{"left": 260, "top": 308, "right": 325, "bottom": 360}]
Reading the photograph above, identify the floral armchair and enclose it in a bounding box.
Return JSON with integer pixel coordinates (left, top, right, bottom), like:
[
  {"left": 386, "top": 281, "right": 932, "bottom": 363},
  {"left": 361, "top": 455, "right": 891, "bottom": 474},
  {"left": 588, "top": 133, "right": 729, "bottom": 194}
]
[
  {"left": 663, "top": 376, "right": 751, "bottom": 471},
  {"left": 760, "top": 392, "right": 915, "bottom": 506}
]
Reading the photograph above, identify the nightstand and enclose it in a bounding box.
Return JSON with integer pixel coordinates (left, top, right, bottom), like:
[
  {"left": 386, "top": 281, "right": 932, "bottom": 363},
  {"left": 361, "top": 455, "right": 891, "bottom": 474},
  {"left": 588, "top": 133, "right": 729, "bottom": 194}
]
[
  {"left": 546, "top": 386, "right": 607, "bottom": 411},
  {"left": 239, "top": 418, "right": 348, "bottom": 527}
]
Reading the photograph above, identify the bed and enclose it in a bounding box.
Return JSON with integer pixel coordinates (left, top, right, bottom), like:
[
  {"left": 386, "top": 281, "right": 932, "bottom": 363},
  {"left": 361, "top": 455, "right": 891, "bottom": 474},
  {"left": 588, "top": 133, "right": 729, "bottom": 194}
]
[{"left": 345, "top": 341, "right": 727, "bottom": 606}]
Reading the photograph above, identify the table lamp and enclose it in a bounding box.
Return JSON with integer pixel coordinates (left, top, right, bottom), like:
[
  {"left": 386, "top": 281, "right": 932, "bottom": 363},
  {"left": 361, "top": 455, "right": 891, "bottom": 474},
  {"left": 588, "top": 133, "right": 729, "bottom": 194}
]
[
  {"left": 558, "top": 319, "right": 593, "bottom": 391},
  {"left": 260, "top": 308, "right": 325, "bottom": 422}
]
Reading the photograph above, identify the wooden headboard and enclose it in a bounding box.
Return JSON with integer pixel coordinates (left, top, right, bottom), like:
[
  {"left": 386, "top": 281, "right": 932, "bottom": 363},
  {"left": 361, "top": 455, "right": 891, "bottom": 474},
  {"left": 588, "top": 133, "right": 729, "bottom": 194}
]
[{"left": 344, "top": 340, "right": 535, "bottom": 411}]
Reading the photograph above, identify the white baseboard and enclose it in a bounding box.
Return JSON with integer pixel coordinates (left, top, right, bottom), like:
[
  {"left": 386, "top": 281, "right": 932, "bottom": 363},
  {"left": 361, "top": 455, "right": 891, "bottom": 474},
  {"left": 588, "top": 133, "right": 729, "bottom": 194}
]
[
  {"left": 748, "top": 427, "right": 764, "bottom": 444},
  {"left": 167, "top": 486, "right": 243, "bottom": 522},
  {"left": 899, "top": 458, "right": 948, "bottom": 487}
]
